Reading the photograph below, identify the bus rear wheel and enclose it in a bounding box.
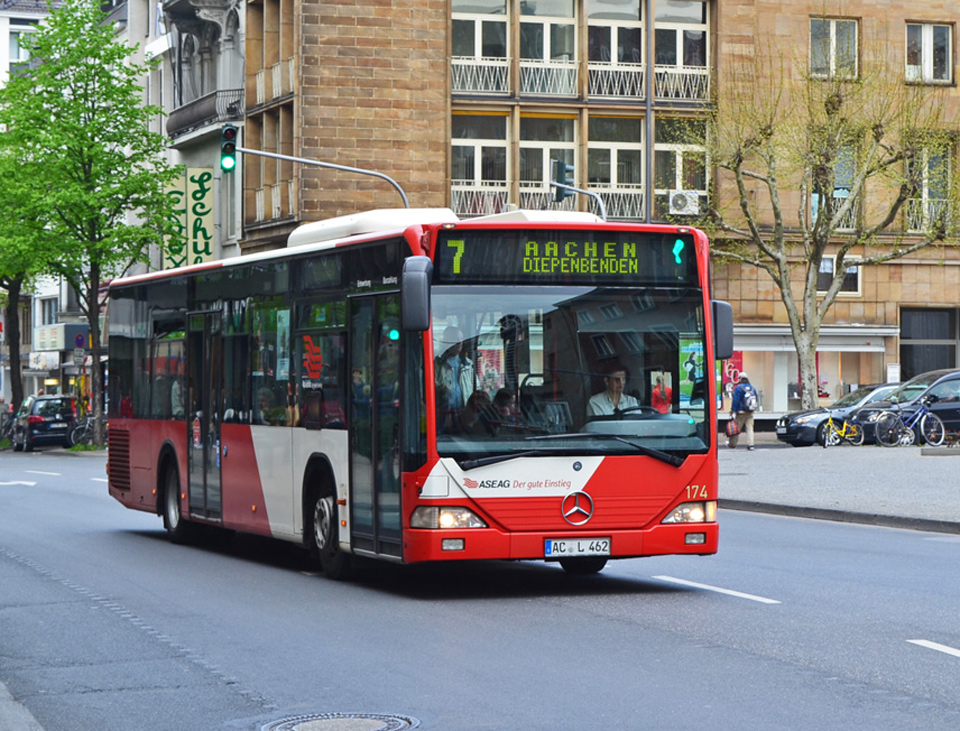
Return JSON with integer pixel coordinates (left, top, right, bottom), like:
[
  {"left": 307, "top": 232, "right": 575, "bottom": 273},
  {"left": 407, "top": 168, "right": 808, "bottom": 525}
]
[
  {"left": 559, "top": 557, "right": 608, "bottom": 575},
  {"left": 309, "top": 491, "right": 352, "bottom": 581}
]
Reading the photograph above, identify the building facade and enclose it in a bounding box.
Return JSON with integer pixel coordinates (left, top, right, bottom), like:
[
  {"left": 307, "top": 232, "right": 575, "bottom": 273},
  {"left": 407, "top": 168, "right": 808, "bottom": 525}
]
[{"left": 228, "top": 0, "right": 960, "bottom": 417}]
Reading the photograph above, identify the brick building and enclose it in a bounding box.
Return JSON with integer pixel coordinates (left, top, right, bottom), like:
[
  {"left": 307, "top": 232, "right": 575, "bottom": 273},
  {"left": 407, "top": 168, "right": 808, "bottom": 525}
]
[{"left": 152, "top": 0, "right": 960, "bottom": 416}]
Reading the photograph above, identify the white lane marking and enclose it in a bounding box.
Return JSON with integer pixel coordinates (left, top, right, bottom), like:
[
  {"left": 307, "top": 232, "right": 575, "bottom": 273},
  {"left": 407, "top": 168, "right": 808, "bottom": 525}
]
[
  {"left": 91, "top": 478, "right": 108, "bottom": 483},
  {"left": 25, "top": 470, "right": 60, "bottom": 476},
  {"left": 0, "top": 481, "right": 38, "bottom": 487},
  {"left": 653, "top": 575, "right": 781, "bottom": 604},
  {"left": 907, "top": 640, "right": 960, "bottom": 659}
]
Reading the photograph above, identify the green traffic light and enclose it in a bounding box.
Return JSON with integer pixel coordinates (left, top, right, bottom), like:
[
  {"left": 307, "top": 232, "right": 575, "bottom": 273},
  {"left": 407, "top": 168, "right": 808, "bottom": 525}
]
[{"left": 220, "top": 124, "right": 238, "bottom": 173}]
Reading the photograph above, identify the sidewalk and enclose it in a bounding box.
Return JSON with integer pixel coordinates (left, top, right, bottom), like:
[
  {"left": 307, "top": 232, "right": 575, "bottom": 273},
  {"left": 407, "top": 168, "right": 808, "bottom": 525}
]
[{"left": 719, "top": 431, "right": 960, "bottom": 534}]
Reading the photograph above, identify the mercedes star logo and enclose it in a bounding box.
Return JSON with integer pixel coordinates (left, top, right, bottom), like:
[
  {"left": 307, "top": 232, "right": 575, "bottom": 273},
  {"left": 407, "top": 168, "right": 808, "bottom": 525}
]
[{"left": 561, "top": 491, "right": 594, "bottom": 526}]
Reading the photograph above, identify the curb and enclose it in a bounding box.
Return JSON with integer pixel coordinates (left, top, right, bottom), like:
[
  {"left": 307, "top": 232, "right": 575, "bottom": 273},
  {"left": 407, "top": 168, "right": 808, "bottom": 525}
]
[
  {"left": 0, "top": 682, "right": 43, "bottom": 731},
  {"left": 722, "top": 499, "right": 960, "bottom": 535}
]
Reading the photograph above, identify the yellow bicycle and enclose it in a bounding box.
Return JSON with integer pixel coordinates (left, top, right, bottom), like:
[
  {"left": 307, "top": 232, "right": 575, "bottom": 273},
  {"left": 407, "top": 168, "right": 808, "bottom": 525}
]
[{"left": 820, "top": 413, "right": 864, "bottom": 447}]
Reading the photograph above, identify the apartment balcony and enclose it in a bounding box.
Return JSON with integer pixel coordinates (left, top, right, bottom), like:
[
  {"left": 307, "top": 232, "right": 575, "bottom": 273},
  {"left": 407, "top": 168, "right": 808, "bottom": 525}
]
[
  {"left": 452, "top": 57, "right": 510, "bottom": 95},
  {"left": 255, "top": 59, "right": 296, "bottom": 105},
  {"left": 654, "top": 66, "right": 709, "bottom": 102},
  {"left": 588, "top": 187, "right": 645, "bottom": 221},
  {"left": 588, "top": 62, "right": 645, "bottom": 99},
  {"left": 520, "top": 59, "right": 579, "bottom": 97},
  {"left": 519, "top": 184, "right": 577, "bottom": 212},
  {"left": 451, "top": 183, "right": 510, "bottom": 218},
  {"left": 907, "top": 198, "right": 952, "bottom": 233},
  {"left": 166, "top": 89, "right": 244, "bottom": 139}
]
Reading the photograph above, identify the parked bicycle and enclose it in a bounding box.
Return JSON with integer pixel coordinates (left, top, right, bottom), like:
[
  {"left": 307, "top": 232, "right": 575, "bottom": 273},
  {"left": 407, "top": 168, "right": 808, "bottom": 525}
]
[
  {"left": 67, "top": 417, "right": 94, "bottom": 447},
  {"left": 820, "top": 413, "right": 864, "bottom": 447},
  {"left": 874, "top": 396, "right": 945, "bottom": 447},
  {"left": 0, "top": 414, "right": 13, "bottom": 444}
]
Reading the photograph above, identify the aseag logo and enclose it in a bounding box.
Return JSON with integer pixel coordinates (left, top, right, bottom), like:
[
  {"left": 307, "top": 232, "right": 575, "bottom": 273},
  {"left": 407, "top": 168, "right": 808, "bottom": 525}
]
[
  {"left": 302, "top": 335, "right": 323, "bottom": 379},
  {"left": 463, "top": 478, "right": 511, "bottom": 489}
]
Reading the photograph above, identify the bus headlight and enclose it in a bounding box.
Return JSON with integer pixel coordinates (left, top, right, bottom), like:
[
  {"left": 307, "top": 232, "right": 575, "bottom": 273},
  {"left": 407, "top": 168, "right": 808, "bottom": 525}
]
[
  {"left": 410, "top": 506, "right": 487, "bottom": 529},
  {"left": 662, "top": 501, "right": 717, "bottom": 524}
]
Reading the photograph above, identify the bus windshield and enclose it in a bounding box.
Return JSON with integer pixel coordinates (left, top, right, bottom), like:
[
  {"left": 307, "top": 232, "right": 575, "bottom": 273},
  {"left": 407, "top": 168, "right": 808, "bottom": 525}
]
[{"left": 431, "top": 286, "right": 709, "bottom": 464}]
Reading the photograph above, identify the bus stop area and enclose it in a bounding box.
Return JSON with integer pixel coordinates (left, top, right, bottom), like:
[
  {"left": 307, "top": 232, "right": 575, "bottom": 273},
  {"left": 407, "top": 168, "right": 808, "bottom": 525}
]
[{"left": 720, "top": 432, "right": 960, "bottom": 534}]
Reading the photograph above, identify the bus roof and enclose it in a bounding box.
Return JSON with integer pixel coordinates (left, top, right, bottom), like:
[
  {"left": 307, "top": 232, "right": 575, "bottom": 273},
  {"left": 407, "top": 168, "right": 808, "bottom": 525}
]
[
  {"left": 285, "top": 207, "right": 606, "bottom": 248},
  {"left": 287, "top": 208, "right": 460, "bottom": 247}
]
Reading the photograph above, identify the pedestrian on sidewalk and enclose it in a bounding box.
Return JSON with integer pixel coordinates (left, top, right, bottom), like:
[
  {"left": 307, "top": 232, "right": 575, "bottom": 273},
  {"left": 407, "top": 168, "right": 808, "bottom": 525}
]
[{"left": 728, "top": 372, "right": 757, "bottom": 450}]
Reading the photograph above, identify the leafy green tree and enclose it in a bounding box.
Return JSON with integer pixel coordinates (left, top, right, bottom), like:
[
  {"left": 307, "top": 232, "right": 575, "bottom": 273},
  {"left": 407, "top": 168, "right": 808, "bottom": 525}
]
[
  {"left": 0, "top": 0, "right": 181, "bottom": 443},
  {"left": 0, "top": 131, "right": 53, "bottom": 417}
]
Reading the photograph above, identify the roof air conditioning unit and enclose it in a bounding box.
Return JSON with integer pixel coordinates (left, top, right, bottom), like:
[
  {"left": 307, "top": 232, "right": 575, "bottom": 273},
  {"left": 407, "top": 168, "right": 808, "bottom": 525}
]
[{"left": 668, "top": 190, "right": 700, "bottom": 216}]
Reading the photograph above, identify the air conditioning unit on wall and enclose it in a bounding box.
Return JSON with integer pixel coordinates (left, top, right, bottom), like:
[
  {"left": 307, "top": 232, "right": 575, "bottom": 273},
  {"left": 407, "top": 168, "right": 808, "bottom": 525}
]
[{"left": 668, "top": 190, "right": 700, "bottom": 216}]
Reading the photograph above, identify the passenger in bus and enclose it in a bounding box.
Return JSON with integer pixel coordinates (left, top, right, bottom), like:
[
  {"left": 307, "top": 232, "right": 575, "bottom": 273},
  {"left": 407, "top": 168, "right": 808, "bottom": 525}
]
[
  {"left": 285, "top": 382, "right": 300, "bottom": 427},
  {"left": 435, "top": 325, "right": 475, "bottom": 412},
  {"left": 493, "top": 388, "right": 520, "bottom": 427},
  {"left": 588, "top": 362, "right": 639, "bottom": 416},
  {"left": 170, "top": 375, "right": 184, "bottom": 419},
  {"left": 460, "top": 391, "right": 497, "bottom": 436},
  {"left": 651, "top": 375, "right": 672, "bottom": 414}
]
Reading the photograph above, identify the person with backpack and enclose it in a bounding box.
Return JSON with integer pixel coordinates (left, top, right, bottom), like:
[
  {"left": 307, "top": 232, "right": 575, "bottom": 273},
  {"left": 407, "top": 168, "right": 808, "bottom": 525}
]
[{"left": 729, "top": 372, "right": 758, "bottom": 450}]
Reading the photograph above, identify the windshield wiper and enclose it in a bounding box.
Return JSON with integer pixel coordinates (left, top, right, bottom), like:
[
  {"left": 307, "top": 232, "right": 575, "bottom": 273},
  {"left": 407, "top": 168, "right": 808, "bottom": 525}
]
[
  {"left": 524, "top": 433, "right": 685, "bottom": 467},
  {"left": 458, "top": 450, "right": 557, "bottom": 471}
]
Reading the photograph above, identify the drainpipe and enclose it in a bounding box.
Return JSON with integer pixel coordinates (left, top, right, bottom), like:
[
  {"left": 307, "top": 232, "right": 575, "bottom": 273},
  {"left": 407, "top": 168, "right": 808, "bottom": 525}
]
[{"left": 644, "top": 0, "right": 654, "bottom": 223}]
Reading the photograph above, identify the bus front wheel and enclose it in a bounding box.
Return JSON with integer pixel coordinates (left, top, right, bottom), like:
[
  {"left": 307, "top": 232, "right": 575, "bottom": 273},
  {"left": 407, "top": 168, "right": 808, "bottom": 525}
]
[
  {"left": 162, "top": 465, "right": 193, "bottom": 544},
  {"left": 310, "top": 491, "right": 352, "bottom": 581}
]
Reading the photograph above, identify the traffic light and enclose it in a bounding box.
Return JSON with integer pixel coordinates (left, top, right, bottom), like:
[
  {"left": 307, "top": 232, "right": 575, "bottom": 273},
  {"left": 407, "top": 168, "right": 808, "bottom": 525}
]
[
  {"left": 552, "top": 158, "right": 574, "bottom": 202},
  {"left": 220, "top": 124, "right": 238, "bottom": 172}
]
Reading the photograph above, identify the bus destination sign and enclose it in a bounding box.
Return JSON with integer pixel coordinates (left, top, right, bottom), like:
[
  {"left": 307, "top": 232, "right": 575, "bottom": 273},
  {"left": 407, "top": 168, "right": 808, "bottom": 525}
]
[{"left": 436, "top": 229, "right": 698, "bottom": 286}]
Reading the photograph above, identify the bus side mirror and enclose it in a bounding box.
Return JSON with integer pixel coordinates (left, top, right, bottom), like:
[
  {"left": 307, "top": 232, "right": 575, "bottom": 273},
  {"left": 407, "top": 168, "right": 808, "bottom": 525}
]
[
  {"left": 712, "top": 300, "right": 734, "bottom": 360},
  {"left": 401, "top": 256, "right": 433, "bottom": 332}
]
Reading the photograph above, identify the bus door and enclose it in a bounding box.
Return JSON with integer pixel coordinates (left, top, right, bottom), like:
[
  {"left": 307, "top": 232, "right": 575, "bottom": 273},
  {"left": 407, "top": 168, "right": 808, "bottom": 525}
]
[
  {"left": 349, "top": 294, "right": 402, "bottom": 559},
  {"left": 187, "top": 311, "right": 223, "bottom": 521}
]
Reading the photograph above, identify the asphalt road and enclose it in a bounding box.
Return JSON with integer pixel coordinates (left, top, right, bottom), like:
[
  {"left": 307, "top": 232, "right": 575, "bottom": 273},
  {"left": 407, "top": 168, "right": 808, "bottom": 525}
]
[{"left": 2, "top": 445, "right": 960, "bottom": 730}]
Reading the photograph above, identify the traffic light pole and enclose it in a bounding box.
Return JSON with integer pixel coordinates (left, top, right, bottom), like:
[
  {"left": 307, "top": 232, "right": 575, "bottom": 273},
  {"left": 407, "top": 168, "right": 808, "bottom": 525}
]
[
  {"left": 550, "top": 182, "right": 607, "bottom": 222},
  {"left": 235, "top": 146, "right": 410, "bottom": 209}
]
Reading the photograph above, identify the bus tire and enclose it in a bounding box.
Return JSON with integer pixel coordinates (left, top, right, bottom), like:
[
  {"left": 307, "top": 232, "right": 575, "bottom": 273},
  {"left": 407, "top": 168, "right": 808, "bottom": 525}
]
[
  {"left": 308, "top": 489, "right": 352, "bottom": 581},
  {"left": 559, "top": 557, "right": 607, "bottom": 575},
  {"left": 161, "top": 463, "right": 192, "bottom": 544}
]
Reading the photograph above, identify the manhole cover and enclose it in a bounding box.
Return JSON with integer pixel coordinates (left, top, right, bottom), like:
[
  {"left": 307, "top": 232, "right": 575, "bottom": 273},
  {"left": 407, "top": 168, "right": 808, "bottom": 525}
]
[{"left": 262, "top": 713, "right": 420, "bottom": 731}]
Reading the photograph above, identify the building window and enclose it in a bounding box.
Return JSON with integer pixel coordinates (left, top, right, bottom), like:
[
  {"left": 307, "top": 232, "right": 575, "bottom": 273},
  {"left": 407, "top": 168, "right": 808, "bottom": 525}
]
[
  {"left": 906, "top": 141, "right": 952, "bottom": 233},
  {"left": 451, "top": 114, "right": 509, "bottom": 217},
  {"left": 40, "top": 298, "right": 58, "bottom": 326},
  {"left": 587, "top": 0, "right": 643, "bottom": 98},
  {"left": 900, "top": 308, "right": 957, "bottom": 379},
  {"left": 653, "top": 0, "right": 708, "bottom": 100},
  {"left": 655, "top": 1, "right": 707, "bottom": 67},
  {"left": 20, "top": 301, "right": 32, "bottom": 346},
  {"left": 520, "top": 0, "right": 577, "bottom": 96},
  {"left": 519, "top": 116, "right": 577, "bottom": 210},
  {"left": 10, "top": 30, "right": 31, "bottom": 63},
  {"left": 816, "top": 256, "right": 860, "bottom": 296},
  {"left": 810, "top": 18, "right": 858, "bottom": 79},
  {"left": 653, "top": 118, "right": 706, "bottom": 219},
  {"left": 452, "top": 0, "right": 508, "bottom": 94},
  {"left": 811, "top": 143, "right": 859, "bottom": 231},
  {"left": 587, "top": 116, "right": 644, "bottom": 220},
  {"left": 906, "top": 23, "right": 952, "bottom": 84}
]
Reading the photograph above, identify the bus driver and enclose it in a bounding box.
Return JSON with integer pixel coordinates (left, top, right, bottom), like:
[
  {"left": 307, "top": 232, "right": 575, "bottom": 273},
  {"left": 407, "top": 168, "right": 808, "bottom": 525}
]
[{"left": 588, "top": 363, "right": 639, "bottom": 416}]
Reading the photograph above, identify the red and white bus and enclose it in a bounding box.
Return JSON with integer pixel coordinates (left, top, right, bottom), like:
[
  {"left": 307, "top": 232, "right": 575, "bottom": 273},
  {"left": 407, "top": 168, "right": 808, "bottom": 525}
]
[{"left": 107, "top": 207, "right": 733, "bottom": 578}]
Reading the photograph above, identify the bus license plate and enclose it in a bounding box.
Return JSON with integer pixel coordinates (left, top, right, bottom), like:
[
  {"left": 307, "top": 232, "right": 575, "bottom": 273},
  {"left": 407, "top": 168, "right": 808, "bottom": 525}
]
[{"left": 544, "top": 538, "right": 611, "bottom": 557}]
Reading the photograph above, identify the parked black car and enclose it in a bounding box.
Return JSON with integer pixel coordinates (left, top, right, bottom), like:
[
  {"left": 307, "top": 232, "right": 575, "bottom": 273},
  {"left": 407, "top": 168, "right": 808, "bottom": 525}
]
[
  {"left": 775, "top": 383, "right": 897, "bottom": 447},
  {"left": 853, "top": 369, "right": 960, "bottom": 444},
  {"left": 12, "top": 395, "right": 77, "bottom": 452}
]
